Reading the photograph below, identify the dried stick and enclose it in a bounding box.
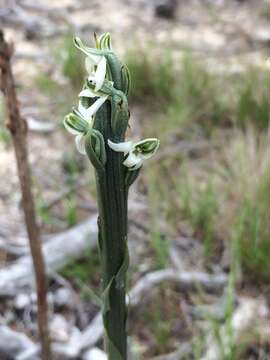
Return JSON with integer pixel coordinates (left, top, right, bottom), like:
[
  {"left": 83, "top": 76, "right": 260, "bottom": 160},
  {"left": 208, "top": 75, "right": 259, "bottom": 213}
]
[{"left": 0, "top": 30, "right": 51, "bottom": 359}]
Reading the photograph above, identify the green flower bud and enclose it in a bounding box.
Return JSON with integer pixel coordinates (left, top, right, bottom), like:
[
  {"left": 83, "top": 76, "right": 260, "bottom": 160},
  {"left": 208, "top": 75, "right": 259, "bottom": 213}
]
[
  {"left": 111, "top": 91, "right": 129, "bottom": 136},
  {"left": 121, "top": 65, "right": 130, "bottom": 96}
]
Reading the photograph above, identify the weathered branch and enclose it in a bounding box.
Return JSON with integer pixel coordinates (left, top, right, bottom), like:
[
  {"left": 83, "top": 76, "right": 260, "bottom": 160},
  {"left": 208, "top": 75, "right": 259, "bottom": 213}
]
[
  {"left": 0, "top": 325, "right": 37, "bottom": 360},
  {"left": 0, "top": 29, "right": 51, "bottom": 359},
  {"left": 0, "top": 217, "right": 98, "bottom": 296},
  {"left": 79, "top": 268, "right": 227, "bottom": 352},
  {"left": 0, "top": 255, "right": 227, "bottom": 358}
]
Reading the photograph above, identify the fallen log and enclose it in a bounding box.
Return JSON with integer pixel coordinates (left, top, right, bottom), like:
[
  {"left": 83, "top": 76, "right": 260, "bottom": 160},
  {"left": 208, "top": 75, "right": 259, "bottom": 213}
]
[
  {"left": 0, "top": 238, "right": 29, "bottom": 257},
  {"left": 0, "top": 325, "right": 37, "bottom": 360},
  {"left": 129, "top": 269, "right": 227, "bottom": 306},
  {"left": 0, "top": 262, "right": 227, "bottom": 358},
  {"left": 0, "top": 217, "right": 98, "bottom": 296}
]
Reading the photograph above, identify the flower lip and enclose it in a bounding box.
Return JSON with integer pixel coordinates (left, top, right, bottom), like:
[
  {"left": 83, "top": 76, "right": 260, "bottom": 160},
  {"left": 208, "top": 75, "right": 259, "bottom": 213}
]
[{"left": 123, "top": 152, "right": 141, "bottom": 167}]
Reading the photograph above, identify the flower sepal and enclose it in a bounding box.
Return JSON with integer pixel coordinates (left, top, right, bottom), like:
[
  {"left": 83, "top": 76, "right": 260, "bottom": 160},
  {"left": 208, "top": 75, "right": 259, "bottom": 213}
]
[
  {"left": 63, "top": 113, "right": 89, "bottom": 135},
  {"left": 95, "top": 32, "right": 112, "bottom": 51},
  {"left": 74, "top": 37, "right": 111, "bottom": 60}
]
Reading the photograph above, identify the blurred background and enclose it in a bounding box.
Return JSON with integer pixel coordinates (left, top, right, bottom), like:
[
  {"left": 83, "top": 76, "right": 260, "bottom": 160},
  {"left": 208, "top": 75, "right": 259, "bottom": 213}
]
[{"left": 1, "top": 0, "right": 270, "bottom": 359}]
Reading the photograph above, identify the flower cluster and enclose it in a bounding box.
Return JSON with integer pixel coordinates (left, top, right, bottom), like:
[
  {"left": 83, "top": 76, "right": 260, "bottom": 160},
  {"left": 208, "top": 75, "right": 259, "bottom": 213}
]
[
  {"left": 64, "top": 34, "right": 159, "bottom": 170},
  {"left": 64, "top": 40, "right": 108, "bottom": 154}
]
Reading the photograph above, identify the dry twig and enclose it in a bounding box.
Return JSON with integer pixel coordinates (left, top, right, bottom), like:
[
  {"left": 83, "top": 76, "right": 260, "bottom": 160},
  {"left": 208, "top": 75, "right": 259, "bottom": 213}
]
[{"left": 0, "top": 29, "right": 51, "bottom": 359}]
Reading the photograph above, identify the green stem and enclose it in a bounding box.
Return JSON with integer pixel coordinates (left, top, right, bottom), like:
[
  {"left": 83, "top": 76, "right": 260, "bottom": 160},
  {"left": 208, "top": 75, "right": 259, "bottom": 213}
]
[{"left": 94, "top": 101, "right": 128, "bottom": 360}]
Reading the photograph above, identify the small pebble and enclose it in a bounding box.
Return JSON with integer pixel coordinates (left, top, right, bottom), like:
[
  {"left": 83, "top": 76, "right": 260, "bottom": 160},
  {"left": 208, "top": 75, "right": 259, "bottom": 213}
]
[
  {"left": 82, "top": 347, "right": 107, "bottom": 360},
  {"left": 54, "top": 287, "right": 74, "bottom": 308},
  {"left": 14, "top": 293, "right": 30, "bottom": 310}
]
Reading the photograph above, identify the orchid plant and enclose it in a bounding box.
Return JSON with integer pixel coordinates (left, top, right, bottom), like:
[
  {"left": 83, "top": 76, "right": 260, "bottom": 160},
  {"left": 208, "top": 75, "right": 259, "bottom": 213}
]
[{"left": 64, "top": 33, "right": 159, "bottom": 360}]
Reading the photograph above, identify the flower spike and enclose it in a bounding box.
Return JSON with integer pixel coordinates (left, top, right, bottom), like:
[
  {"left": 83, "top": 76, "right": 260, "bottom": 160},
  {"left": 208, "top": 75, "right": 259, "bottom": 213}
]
[{"left": 64, "top": 33, "right": 160, "bottom": 359}]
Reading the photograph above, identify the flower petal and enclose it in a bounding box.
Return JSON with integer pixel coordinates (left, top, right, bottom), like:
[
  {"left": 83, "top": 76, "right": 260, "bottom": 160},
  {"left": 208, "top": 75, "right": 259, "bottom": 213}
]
[
  {"left": 85, "top": 57, "right": 94, "bottom": 74},
  {"left": 123, "top": 152, "right": 141, "bottom": 168},
  {"left": 83, "top": 95, "right": 108, "bottom": 119},
  {"left": 108, "top": 140, "right": 133, "bottom": 153},
  {"left": 131, "top": 159, "right": 143, "bottom": 170},
  {"left": 78, "top": 101, "right": 89, "bottom": 120},
  {"left": 75, "top": 134, "right": 86, "bottom": 155},
  {"left": 94, "top": 56, "right": 107, "bottom": 91},
  {"left": 78, "top": 88, "right": 96, "bottom": 98}
]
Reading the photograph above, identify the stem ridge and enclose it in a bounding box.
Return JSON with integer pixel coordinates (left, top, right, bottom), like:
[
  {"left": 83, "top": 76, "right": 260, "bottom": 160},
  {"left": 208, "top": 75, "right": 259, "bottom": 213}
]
[{"left": 94, "top": 101, "right": 129, "bottom": 359}]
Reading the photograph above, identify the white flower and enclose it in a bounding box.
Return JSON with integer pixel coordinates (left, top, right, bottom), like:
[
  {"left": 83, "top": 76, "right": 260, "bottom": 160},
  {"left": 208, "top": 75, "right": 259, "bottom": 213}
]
[
  {"left": 74, "top": 36, "right": 107, "bottom": 92},
  {"left": 64, "top": 94, "right": 107, "bottom": 155},
  {"left": 64, "top": 37, "right": 110, "bottom": 155},
  {"left": 108, "top": 138, "right": 160, "bottom": 170},
  {"left": 63, "top": 112, "right": 90, "bottom": 155}
]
